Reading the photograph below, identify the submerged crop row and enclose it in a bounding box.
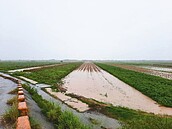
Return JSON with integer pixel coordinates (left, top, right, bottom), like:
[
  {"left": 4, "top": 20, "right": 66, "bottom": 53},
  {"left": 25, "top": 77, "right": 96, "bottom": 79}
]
[
  {"left": 96, "top": 63, "right": 172, "bottom": 107},
  {"left": 14, "top": 62, "right": 82, "bottom": 85}
]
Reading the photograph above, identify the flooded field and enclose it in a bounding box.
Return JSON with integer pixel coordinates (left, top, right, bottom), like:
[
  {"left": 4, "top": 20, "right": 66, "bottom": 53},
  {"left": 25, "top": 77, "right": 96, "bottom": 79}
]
[
  {"left": 61, "top": 63, "right": 172, "bottom": 115},
  {"left": 140, "top": 66, "right": 172, "bottom": 72},
  {"left": 109, "top": 63, "right": 172, "bottom": 80}
]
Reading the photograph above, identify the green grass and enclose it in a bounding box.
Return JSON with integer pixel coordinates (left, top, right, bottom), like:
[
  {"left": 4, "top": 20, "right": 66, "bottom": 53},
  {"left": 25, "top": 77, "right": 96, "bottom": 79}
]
[
  {"left": 96, "top": 63, "right": 172, "bottom": 107},
  {"left": 101, "top": 106, "right": 172, "bottom": 129},
  {"left": 2, "top": 98, "right": 19, "bottom": 125},
  {"left": 22, "top": 84, "right": 90, "bottom": 129},
  {"left": 0, "top": 61, "right": 59, "bottom": 72},
  {"left": 29, "top": 117, "right": 41, "bottom": 129},
  {"left": 14, "top": 63, "right": 81, "bottom": 85},
  {"left": 67, "top": 92, "right": 172, "bottom": 129},
  {"left": 6, "top": 96, "right": 18, "bottom": 105}
]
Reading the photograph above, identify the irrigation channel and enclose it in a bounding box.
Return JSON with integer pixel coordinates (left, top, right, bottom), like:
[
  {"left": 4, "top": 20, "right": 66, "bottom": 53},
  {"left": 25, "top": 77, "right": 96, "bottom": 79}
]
[
  {"left": 0, "top": 77, "right": 17, "bottom": 129},
  {"left": 0, "top": 73, "right": 120, "bottom": 129}
]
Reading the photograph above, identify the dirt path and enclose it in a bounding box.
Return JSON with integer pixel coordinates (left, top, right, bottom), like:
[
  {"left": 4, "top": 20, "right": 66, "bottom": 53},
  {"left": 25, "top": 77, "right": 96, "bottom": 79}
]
[
  {"left": 61, "top": 62, "right": 172, "bottom": 116},
  {"left": 109, "top": 63, "right": 172, "bottom": 80}
]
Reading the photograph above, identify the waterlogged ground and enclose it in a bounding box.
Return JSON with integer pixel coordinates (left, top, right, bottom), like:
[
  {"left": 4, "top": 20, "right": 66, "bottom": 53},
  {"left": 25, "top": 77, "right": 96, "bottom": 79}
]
[
  {"left": 0, "top": 77, "right": 17, "bottom": 128},
  {"left": 109, "top": 63, "right": 172, "bottom": 80},
  {"left": 140, "top": 66, "right": 172, "bottom": 72},
  {"left": 29, "top": 84, "right": 120, "bottom": 129},
  {"left": 61, "top": 63, "right": 172, "bottom": 115}
]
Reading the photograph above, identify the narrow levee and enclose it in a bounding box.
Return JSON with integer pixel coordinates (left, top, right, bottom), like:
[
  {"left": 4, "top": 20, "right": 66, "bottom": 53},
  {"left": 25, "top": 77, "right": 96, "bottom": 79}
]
[{"left": 61, "top": 62, "right": 172, "bottom": 115}]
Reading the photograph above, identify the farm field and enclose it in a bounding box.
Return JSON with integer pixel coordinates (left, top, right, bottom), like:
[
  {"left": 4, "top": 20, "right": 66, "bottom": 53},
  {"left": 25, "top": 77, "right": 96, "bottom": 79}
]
[
  {"left": 60, "top": 62, "right": 172, "bottom": 114},
  {"left": 0, "top": 61, "right": 60, "bottom": 72},
  {"left": 13, "top": 62, "right": 82, "bottom": 85},
  {"left": 0, "top": 61, "right": 172, "bottom": 129},
  {"left": 106, "top": 62, "right": 172, "bottom": 80},
  {"left": 96, "top": 63, "right": 172, "bottom": 107}
]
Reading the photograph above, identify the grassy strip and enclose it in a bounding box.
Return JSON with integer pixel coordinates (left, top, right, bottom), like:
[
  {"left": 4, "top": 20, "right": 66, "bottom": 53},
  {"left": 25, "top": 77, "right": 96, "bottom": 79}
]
[
  {"left": 22, "top": 84, "right": 90, "bottom": 129},
  {"left": 14, "top": 63, "right": 81, "bottom": 86},
  {"left": 67, "top": 93, "right": 172, "bottom": 128},
  {"left": 101, "top": 106, "right": 172, "bottom": 129},
  {"left": 29, "top": 117, "right": 41, "bottom": 129},
  {"left": 0, "top": 61, "right": 59, "bottom": 72},
  {"left": 102, "top": 106, "right": 172, "bottom": 129},
  {"left": 1, "top": 97, "right": 19, "bottom": 128},
  {"left": 96, "top": 63, "right": 172, "bottom": 107}
]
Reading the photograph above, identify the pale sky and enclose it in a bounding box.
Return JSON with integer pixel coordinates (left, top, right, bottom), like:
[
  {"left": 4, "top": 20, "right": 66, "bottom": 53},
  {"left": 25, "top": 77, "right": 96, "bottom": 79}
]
[{"left": 0, "top": 0, "right": 172, "bottom": 60}]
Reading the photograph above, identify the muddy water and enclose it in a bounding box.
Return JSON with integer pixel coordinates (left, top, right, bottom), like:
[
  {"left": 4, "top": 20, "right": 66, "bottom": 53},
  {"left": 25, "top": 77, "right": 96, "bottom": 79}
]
[
  {"left": 26, "top": 84, "right": 120, "bottom": 129},
  {"left": 62, "top": 63, "right": 172, "bottom": 116},
  {"left": 140, "top": 66, "right": 172, "bottom": 72},
  {"left": 0, "top": 77, "right": 17, "bottom": 128}
]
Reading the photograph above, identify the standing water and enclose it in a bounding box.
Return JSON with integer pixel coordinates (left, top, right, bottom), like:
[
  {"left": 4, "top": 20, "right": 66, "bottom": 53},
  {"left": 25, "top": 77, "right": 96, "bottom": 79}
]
[{"left": 0, "top": 77, "right": 17, "bottom": 128}]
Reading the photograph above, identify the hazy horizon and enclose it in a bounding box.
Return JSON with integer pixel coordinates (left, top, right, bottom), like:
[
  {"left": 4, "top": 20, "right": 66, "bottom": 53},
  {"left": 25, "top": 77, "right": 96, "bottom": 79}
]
[{"left": 0, "top": 0, "right": 172, "bottom": 60}]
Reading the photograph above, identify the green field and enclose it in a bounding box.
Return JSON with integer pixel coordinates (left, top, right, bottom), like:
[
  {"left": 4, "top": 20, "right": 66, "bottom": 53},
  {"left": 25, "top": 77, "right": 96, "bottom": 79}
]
[
  {"left": 14, "top": 63, "right": 81, "bottom": 85},
  {"left": 0, "top": 61, "right": 59, "bottom": 72},
  {"left": 96, "top": 63, "right": 172, "bottom": 107}
]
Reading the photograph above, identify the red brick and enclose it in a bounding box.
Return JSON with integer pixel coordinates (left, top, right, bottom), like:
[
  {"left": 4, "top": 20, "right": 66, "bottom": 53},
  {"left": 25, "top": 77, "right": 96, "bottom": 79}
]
[{"left": 17, "top": 116, "right": 31, "bottom": 129}]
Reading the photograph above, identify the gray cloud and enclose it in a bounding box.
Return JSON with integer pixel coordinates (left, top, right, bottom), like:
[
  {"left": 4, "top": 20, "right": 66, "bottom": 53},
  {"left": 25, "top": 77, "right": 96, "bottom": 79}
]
[{"left": 0, "top": 0, "right": 172, "bottom": 60}]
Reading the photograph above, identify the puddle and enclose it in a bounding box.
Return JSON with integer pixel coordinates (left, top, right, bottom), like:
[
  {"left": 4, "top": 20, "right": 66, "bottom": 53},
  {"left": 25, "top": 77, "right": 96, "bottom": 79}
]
[{"left": 61, "top": 63, "right": 172, "bottom": 115}]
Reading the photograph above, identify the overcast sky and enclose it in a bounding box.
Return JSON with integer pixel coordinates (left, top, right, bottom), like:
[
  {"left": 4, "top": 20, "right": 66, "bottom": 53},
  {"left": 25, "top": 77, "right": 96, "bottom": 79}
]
[{"left": 0, "top": 0, "right": 172, "bottom": 60}]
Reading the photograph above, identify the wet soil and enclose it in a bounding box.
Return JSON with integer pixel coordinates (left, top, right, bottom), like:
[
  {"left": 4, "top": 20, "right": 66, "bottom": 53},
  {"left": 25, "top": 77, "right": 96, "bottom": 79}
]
[{"left": 61, "top": 63, "right": 172, "bottom": 115}]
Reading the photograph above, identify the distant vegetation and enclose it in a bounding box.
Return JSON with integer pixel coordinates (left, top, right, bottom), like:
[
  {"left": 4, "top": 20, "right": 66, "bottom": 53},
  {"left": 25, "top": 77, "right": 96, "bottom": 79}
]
[
  {"left": 14, "top": 63, "right": 81, "bottom": 85},
  {"left": 0, "top": 61, "right": 59, "bottom": 72},
  {"left": 96, "top": 63, "right": 172, "bottom": 107},
  {"left": 23, "top": 84, "right": 90, "bottom": 129},
  {"left": 107, "top": 60, "right": 172, "bottom": 68}
]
